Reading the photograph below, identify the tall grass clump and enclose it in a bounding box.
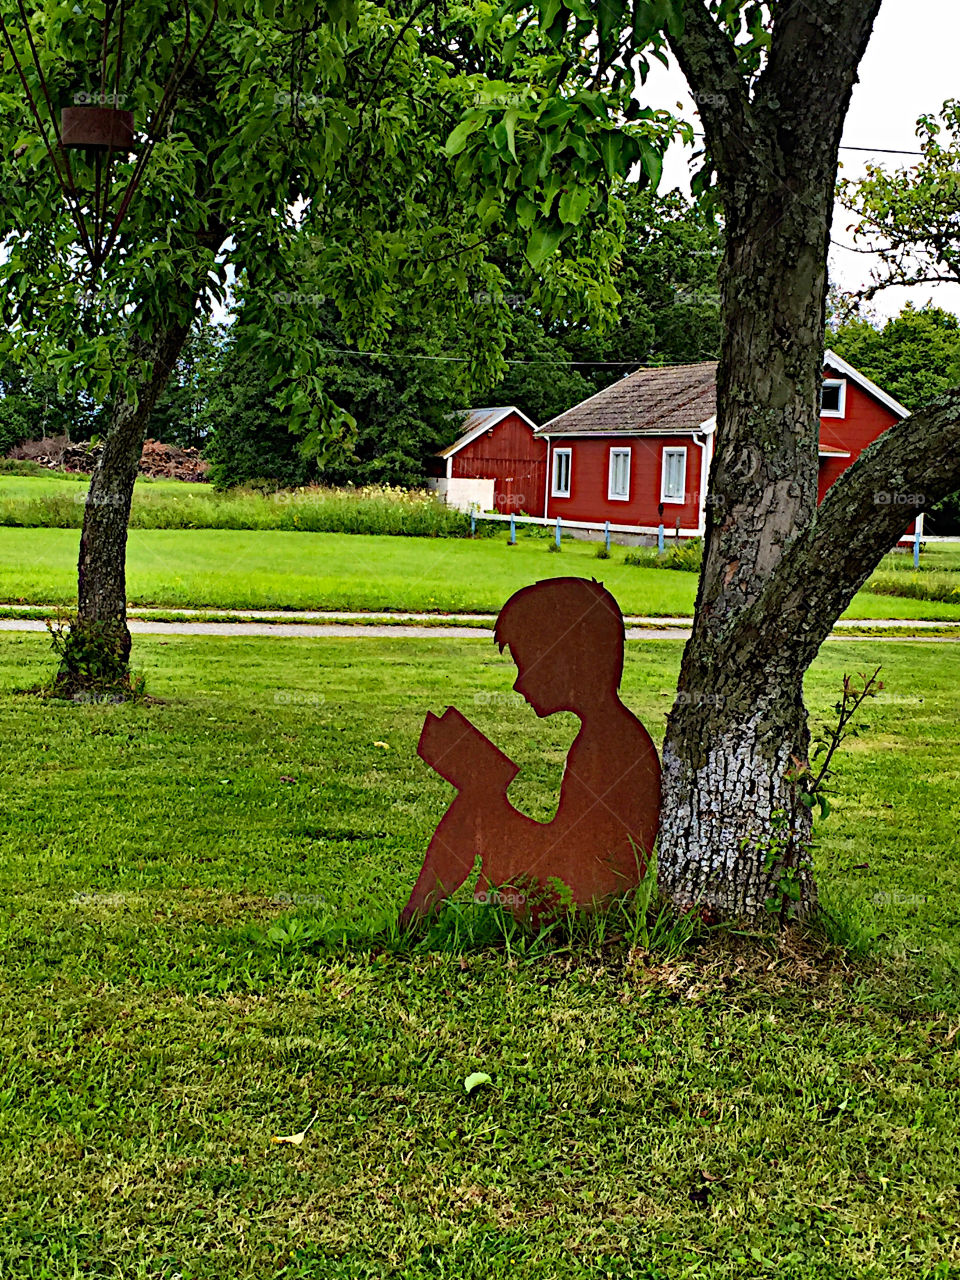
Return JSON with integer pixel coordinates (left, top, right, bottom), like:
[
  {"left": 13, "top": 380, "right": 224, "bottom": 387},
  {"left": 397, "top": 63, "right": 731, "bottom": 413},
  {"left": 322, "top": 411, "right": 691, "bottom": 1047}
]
[
  {"left": 866, "top": 572, "right": 960, "bottom": 604},
  {"left": 0, "top": 482, "right": 484, "bottom": 537},
  {"left": 623, "top": 539, "right": 703, "bottom": 572}
]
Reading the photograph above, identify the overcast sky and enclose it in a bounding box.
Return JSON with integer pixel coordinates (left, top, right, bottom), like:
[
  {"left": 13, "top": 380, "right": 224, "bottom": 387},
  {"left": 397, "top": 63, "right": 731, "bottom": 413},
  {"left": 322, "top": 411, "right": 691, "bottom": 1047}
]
[{"left": 645, "top": 0, "right": 960, "bottom": 321}]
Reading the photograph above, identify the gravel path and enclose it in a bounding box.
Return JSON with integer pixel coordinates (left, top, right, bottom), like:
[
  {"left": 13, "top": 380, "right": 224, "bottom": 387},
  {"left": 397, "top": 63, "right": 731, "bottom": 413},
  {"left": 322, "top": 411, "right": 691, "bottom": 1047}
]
[{"left": 1, "top": 615, "right": 958, "bottom": 641}]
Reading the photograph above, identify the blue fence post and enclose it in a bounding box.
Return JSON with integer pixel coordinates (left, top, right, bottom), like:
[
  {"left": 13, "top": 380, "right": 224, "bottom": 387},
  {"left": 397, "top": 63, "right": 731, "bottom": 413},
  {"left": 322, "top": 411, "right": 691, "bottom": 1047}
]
[
  {"left": 509, "top": 513, "right": 516, "bottom": 545},
  {"left": 555, "top": 516, "right": 562, "bottom": 549},
  {"left": 470, "top": 510, "right": 476, "bottom": 537},
  {"left": 657, "top": 523, "right": 665, "bottom": 555},
  {"left": 604, "top": 521, "right": 610, "bottom": 555},
  {"left": 914, "top": 522, "right": 921, "bottom": 569}
]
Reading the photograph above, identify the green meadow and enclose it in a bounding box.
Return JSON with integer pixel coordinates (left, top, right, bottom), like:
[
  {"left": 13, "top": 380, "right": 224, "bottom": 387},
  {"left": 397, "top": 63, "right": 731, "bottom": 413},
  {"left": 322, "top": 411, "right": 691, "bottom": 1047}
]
[
  {"left": 3, "top": 524, "right": 960, "bottom": 620},
  {"left": 0, "top": 631, "right": 957, "bottom": 1279}
]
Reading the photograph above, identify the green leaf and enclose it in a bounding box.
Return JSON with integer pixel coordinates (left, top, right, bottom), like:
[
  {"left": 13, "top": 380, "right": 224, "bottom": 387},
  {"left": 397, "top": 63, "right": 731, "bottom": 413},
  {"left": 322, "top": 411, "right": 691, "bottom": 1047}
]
[
  {"left": 445, "top": 116, "right": 482, "bottom": 158},
  {"left": 463, "top": 1072, "right": 492, "bottom": 1094},
  {"left": 599, "top": 130, "right": 623, "bottom": 180},
  {"left": 639, "top": 138, "right": 664, "bottom": 189},
  {"left": 558, "top": 185, "right": 591, "bottom": 225},
  {"left": 503, "top": 108, "right": 519, "bottom": 161},
  {"left": 526, "top": 222, "right": 564, "bottom": 268}
]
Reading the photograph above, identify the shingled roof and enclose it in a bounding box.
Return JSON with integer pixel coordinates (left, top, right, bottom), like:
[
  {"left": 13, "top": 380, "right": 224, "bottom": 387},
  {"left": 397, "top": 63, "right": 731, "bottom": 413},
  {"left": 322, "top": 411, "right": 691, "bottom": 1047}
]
[
  {"left": 439, "top": 406, "right": 539, "bottom": 458},
  {"left": 537, "top": 362, "right": 718, "bottom": 437}
]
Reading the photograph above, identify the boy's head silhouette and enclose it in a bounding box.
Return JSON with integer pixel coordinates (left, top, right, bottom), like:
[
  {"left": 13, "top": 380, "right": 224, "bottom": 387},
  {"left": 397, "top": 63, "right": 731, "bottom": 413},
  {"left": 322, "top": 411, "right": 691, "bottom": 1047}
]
[{"left": 494, "top": 577, "right": 625, "bottom": 718}]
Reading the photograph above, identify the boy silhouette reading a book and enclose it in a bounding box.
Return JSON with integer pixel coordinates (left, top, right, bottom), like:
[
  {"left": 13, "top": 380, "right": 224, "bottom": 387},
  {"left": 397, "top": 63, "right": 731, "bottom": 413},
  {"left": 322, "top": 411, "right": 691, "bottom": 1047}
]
[{"left": 399, "top": 577, "right": 661, "bottom": 926}]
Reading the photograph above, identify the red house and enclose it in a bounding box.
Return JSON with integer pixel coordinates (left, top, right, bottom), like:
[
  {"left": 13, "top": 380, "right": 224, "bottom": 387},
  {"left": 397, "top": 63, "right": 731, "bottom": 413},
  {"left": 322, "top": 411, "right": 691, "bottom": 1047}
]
[
  {"left": 429, "top": 406, "right": 546, "bottom": 516},
  {"left": 537, "top": 351, "right": 921, "bottom": 541}
]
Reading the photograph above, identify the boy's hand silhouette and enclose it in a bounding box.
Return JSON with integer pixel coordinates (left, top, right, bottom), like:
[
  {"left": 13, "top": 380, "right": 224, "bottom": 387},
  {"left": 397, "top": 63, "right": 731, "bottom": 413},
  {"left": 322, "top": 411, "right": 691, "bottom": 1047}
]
[{"left": 399, "top": 578, "right": 661, "bottom": 927}]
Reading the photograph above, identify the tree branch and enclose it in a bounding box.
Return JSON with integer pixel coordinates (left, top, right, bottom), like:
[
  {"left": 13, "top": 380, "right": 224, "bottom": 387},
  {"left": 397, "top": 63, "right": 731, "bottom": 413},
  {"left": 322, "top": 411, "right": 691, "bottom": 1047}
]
[
  {"left": 757, "top": 0, "right": 881, "bottom": 146},
  {"left": 731, "top": 387, "right": 960, "bottom": 669},
  {"left": 666, "top": 1, "right": 755, "bottom": 173}
]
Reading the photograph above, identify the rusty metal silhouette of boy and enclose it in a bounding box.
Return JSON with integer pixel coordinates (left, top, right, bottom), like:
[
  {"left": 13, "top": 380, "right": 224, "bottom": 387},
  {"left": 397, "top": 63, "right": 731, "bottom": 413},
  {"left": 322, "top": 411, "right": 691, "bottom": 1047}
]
[{"left": 399, "top": 577, "right": 661, "bottom": 926}]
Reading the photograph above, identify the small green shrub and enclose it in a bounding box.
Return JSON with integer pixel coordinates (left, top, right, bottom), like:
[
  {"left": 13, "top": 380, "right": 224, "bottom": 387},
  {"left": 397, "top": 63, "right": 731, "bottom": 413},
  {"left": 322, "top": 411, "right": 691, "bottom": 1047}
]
[
  {"left": 663, "top": 538, "right": 704, "bottom": 572},
  {"left": 624, "top": 539, "right": 703, "bottom": 572},
  {"left": 44, "top": 614, "right": 146, "bottom": 702}
]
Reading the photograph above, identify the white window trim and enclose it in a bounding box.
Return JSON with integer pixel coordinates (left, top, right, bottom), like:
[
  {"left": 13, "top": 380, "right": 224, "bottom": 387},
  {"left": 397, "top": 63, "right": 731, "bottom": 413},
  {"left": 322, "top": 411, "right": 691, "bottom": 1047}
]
[
  {"left": 821, "top": 378, "right": 847, "bottom": 418},
  {"left": 607, "top": 447, "right": 631, "bottom": 501},
  {"left": 660, "top": 447, "right": 687, "bottom": 504},
  {"left": 551, "top": 447, "right": 572, "bottom": 498}
]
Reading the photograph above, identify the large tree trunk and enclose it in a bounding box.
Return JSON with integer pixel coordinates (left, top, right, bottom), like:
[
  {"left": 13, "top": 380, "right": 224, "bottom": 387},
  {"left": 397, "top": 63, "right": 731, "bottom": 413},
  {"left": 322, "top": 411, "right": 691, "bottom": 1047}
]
[
  {"left": 656, "top": 1, "right": 882, "bottom": 920},
  {"left": 656, "top": 0, "right": 960, "bottom": 920},
  {"left": 659, "top": 170, "right": 836, "bottom": 918},
  {"left": 59, "top": 322, "right": 192, "bottom": 688}
]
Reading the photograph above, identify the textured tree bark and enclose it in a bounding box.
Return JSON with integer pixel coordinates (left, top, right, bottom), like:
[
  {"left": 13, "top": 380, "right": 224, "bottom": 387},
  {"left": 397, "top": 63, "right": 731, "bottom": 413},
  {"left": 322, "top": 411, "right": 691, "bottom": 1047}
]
[
  {"left": 64, "top": 322, "right": 192, "bottom": 682},
  {"left": 656, "top": 1, "right": 889, "bottom": 919}
]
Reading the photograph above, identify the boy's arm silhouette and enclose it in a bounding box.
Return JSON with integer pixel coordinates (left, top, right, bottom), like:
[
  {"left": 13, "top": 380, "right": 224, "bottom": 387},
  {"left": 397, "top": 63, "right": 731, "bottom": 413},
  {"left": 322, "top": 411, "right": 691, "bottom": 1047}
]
[{"left": 399, "top": 707, "right": 523, "bottom": 926}]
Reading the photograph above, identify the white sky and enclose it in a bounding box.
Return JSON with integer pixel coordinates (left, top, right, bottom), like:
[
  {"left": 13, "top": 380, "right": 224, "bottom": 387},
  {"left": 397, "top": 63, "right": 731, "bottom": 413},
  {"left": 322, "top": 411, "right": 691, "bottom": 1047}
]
[{"left": 644, "top": 0, "right": 960, "bottom": 321}]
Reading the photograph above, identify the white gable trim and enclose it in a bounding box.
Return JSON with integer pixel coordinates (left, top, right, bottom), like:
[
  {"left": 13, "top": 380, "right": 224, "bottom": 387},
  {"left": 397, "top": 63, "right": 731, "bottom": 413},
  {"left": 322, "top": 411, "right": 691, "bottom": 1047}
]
[
  {"left": 439, "top": 407, "right": 540, "bottom": 459},
  {"left": 823, "top": 349, "right": 910, "bottom": 420}
]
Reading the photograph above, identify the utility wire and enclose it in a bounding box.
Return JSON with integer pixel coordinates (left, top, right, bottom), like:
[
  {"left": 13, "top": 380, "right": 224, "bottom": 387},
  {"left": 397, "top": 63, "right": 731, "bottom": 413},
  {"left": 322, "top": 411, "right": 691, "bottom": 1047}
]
[{"left": 317, "top": 347, "right": 714, "bottom": 367}]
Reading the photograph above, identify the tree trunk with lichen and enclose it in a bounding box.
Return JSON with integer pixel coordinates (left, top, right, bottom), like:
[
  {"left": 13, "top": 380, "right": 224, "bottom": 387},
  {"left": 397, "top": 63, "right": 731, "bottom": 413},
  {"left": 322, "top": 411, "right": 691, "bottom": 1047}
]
[
  {"left": 655, "top": 0, "right": 960, "bottom": 921},
  {"left": 56, "top": 323, "right": 192, "bottom": 692}
]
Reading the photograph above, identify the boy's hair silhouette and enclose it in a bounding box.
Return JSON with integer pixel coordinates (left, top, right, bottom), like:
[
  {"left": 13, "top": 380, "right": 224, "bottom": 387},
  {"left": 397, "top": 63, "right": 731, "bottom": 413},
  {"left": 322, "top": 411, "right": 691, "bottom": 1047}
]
[
  {"left": 400, "top": 577, "right": 661, "bottom": 926},
  {"left": 494, "top": 577, "right": 625, "bottom": 713}
]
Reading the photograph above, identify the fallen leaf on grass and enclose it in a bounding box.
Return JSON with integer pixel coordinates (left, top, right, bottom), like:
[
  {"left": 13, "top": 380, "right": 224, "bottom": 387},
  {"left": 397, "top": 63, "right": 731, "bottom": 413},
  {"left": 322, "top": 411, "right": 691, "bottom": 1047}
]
[
  {"left": 464, "top": 1072, "right": 492, "bottom": 1094},
  {"left": 271, "top": 1111, "right": 319, "bottom": 1146},
  {"left": 373, "top": 741, "right": 390, "bottom": 750}
]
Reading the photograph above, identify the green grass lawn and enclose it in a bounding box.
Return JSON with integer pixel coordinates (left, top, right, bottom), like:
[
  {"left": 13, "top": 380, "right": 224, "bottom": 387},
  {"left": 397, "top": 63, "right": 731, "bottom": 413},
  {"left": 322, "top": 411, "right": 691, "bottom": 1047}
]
[
  {"left": 3, "top": 526, "right": 960, "bottom": 620},
  {"left": 0, "top": 632, "right": 958, "bottom": 1279}
]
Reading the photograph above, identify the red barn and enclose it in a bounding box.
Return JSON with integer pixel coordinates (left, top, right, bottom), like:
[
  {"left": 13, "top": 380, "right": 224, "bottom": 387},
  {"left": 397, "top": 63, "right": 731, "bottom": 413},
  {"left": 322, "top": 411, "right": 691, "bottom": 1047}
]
[
  {"left": 429, "top": 407, "right": 546, "bottom": 516},
  {"left": 537, "top": 351, "right": 920, "bottom": 541}
]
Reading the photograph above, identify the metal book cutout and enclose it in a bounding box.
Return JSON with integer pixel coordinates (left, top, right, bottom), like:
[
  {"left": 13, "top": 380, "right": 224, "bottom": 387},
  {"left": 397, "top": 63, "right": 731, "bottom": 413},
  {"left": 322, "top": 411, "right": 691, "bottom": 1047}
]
[{"left": 400, "top": 577, "right": 661, "bottom": 925}]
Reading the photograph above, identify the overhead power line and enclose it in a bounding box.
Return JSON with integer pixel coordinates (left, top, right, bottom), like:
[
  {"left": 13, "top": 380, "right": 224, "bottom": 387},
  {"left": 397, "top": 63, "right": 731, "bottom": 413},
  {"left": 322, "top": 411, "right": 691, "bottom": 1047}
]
[
  {"left": 692, "top": 129, "right": 923, "bottom": 156},
  {"left": 316, "top": 347, "right": 713, "bottom": 367},
  {"left": 840, "top": 145, "right": 924, "bottom": 155}
]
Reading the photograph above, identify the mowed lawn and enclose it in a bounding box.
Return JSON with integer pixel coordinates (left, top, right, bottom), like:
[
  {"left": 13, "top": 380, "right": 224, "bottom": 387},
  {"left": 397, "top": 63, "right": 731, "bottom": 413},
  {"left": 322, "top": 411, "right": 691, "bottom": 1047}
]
[
  {"left": 4, "top": 525, "right": 960, "bottom": 620},
  {"left": 0, "top": 631, "right": 958, "bottom": 1279}
]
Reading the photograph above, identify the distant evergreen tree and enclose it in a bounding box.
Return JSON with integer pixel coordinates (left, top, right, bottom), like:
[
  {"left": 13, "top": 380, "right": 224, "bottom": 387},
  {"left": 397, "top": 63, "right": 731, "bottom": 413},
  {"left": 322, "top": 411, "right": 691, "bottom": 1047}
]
[{"left": 832, "top": 304, "right": 960, "bottom": 533}]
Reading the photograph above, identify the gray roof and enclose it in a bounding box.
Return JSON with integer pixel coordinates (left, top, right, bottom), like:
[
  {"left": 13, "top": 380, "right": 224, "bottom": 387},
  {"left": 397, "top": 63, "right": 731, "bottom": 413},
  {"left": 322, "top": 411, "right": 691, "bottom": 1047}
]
[
  {"left": 439, "top": 406, "right": 538, "bottom": 458},
  {"left": 538, "top": 350, "right": 909, "bottom": 437},
  {"left": 538, "top": 363, "right": 717, "bottom": 437}
]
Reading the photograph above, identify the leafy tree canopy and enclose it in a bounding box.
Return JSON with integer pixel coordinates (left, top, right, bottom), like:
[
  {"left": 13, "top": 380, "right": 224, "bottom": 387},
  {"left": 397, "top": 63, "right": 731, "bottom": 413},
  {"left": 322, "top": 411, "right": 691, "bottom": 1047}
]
[
  {"left": 0, "top": 0, "right": 677, "bottom": 443},
  {"left": 831, "top": 303, "right": 960, "bottom": 411},
  {"left": 838, "top": 99, "right": 960, "bottom": 304}
]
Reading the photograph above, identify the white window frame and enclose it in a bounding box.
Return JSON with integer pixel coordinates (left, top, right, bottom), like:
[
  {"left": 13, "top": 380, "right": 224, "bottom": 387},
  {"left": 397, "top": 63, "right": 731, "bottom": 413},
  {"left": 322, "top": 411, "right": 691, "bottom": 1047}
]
[
  {"left": 551, "top": 447, "right": 572, "bottom": 497},
  {"left": 660, "top": 447, "right": 687, "bottom": 504},
  {"left": 607, "top": 447, "right": 631, "bottom": 501},
  {"left": 821, "top": 378, "right": 847, "bottom": 418}
]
